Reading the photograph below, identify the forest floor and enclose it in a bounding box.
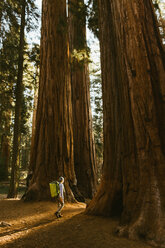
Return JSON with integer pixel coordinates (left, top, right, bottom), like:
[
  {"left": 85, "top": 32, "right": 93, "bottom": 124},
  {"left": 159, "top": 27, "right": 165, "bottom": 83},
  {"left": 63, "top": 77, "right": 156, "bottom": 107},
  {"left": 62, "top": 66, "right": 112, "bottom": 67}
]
[{"left": 0, "top": 184, "right": 153, "bottom": 248}]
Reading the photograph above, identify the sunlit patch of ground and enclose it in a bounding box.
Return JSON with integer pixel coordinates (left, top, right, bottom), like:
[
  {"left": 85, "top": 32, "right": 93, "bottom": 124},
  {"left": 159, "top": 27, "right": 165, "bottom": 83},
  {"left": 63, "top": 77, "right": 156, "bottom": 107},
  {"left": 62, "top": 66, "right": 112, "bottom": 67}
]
[{"left": 0, "top": 199, "right": 154, "bottom": 248}]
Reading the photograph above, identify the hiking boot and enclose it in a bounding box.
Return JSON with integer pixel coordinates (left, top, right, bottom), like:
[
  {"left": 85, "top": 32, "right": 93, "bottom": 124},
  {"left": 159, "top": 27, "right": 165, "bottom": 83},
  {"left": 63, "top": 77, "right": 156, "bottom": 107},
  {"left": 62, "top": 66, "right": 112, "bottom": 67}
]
[
  {"left": 55, "top": 212, "right": 60, "bottom": 218},
  {"left": 58, "top": 214, "right": 63, "bottom": 218}
]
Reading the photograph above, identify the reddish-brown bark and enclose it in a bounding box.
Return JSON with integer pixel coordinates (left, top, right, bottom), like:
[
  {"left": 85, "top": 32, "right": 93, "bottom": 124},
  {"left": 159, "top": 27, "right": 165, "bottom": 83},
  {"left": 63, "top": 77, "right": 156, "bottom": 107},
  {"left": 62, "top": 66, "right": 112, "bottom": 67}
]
[
  {"left": 25, "top": 0, "right": 76, "bottom": 201},
  {"left": 69, "top": 0, "right": 97, "bottom": 198},
  {"left": 86, "top": 0, "right": 165, "bottom": 245}
]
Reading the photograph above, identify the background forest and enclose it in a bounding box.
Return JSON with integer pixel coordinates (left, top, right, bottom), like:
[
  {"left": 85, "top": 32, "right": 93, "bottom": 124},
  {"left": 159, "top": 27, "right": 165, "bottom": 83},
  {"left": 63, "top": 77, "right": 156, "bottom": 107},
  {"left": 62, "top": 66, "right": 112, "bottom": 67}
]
[
  {"left": 0, "top": 0, "right": 164, "bottom": 193},
  {"left": 0, "top": 0, "right": 104, "bottom": 188}
]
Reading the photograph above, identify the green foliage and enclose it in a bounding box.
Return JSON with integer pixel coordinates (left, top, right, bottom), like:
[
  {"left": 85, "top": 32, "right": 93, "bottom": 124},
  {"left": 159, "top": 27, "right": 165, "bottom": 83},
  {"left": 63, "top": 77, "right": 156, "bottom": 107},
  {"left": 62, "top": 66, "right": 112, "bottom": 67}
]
[
  {"left": 69, "top": 0, "right": 87, "bottom": 34},
  {"left": 153, "top": 0, "right": 165, "bottom": 42},
  {"left": 87, "top": 0, "right": 99, "bottom": 38},
  {"left": 0, "top": 24, "right": 19, "bottom": 140},
  {"left": 25, "top": 0, "right": 40, "bottom": 33},
  {"left": 0, "top": 0, "right": 19, "bottom": 43},
  {"left": 70, "top": 47, "right": 91, "bottom": 69},
  {"left": 19, "top": 42, "right": 40, "bottom": 169},
  {"left": 90, "top": 67, "right": 103, "bottom": 181},
  {"left": 0, "top": 0, "right": 40, "bottom": 175},
  {"left": 90, "top": 68, "right": 103, "bottom": 162},
  {"left": 69, "top": 0, "right": 91, "bottom": 67}
]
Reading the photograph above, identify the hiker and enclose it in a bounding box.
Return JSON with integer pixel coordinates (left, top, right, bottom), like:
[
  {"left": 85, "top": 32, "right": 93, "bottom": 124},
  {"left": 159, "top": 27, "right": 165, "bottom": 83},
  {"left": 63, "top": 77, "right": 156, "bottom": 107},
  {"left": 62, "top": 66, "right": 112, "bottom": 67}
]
[{"left": 55, "top": 176, "right": 65, "bottom": 218}]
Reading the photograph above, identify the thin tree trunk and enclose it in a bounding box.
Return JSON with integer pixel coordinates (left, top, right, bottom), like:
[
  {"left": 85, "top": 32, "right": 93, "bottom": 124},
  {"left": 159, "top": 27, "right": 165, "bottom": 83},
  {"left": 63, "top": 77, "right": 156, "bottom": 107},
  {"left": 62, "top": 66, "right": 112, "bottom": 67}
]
[
  {"left": 31, "top": 86, "right": 38, "bottom": 142},
  {"left": 69, "top": 0, "right": 97, "bottom": 199},
  {"left": 8, "top": 0, "right": 25, "bottom": 198},
  {"left": 0, "top": 1, "right": 3, "bottom": 35},
  {"left": 29, "top": 87, "right": 38, "bottom": 172},
  {"left": 86, "top": 0, "right": 165, "bottom": 245},
  {"left": 0, "top": 134, "right": 9, "bottom": 181},
  {"left": 29, "top": 60, "right": 39, "bottom": 172},
  {"left": 25, "top": 0, "right": 76, "bottom": 201},
  {"left": 0, "top": 109, "right": 11, "bottom": 181}
]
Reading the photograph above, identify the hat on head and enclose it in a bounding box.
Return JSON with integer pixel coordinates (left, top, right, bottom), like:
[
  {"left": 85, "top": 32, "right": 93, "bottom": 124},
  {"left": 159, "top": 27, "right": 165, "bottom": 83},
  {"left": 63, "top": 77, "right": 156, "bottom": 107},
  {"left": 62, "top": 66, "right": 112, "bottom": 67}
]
[{"left": 59, "top": 176, "right": 64, "bottom": 182}]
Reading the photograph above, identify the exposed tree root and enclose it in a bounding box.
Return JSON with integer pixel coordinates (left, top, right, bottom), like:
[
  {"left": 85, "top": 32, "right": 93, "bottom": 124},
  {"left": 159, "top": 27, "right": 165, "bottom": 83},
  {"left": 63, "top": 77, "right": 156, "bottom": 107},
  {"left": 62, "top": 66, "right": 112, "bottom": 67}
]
[{"left": 116, "top": 219, "right": 165, "bottom": 248}]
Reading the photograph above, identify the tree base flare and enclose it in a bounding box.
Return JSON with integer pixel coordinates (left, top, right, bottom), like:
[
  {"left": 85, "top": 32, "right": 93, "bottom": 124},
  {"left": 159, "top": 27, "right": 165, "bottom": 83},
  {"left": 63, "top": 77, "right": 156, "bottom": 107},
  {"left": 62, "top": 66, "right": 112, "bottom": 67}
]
[
  {"left": 116, "top": 222, "right": 165, "bottom": 248},
  {"left": 23, "top": 181, "right": 82, "bottom": 203}
]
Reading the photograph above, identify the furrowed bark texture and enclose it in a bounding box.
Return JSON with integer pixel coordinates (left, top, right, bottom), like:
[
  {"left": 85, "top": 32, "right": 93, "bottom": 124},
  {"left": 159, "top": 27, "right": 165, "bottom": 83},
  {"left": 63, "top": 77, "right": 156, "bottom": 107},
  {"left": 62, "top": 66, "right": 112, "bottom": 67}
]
[
  {"left": 69, "top": 0, "right": 97, "bottom": 198},
  {"left": 25, "top": 0, "right": 76, "bottom": 201},
  {"left": 86, "top": 0, "right": 165, "bottom": 245}
]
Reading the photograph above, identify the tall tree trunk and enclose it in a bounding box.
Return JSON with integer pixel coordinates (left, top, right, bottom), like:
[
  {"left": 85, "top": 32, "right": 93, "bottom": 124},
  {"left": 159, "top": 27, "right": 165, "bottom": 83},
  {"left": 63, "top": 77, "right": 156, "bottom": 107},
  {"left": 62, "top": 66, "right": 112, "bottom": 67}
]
[
  {"left": 0, "top": 110, "right": 11, "bottom": 181},
  {"left": 29, "top": 87, "right": 38, "bottom": 172},
  {"left": 69, "top": 0, "right": 97, "bottom": 199},
  {"left": 25, "top": 0, "right": 76, "bottom": 201},
  {"left": 0, "top": 1, "right": 3, "bottom": 35},
  {"left": 29, "top": 59, "right": 39, "bottom": 172},
  {"left": 8, "top": 0, "right": 25, "bottom": 198},
  {"left": 86, "top": 0, "right": 165, "bottom": 245},
  {"left": 0, "top": 134, "right": 9, "bottom": 181}
]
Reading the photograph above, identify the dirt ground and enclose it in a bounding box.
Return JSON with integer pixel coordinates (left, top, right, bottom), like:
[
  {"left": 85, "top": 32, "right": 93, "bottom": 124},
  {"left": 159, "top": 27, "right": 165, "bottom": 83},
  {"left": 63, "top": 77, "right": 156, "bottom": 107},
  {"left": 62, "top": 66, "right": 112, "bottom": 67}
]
[{"left": 0, "top": 198, "right": 155, "bottom": 248}]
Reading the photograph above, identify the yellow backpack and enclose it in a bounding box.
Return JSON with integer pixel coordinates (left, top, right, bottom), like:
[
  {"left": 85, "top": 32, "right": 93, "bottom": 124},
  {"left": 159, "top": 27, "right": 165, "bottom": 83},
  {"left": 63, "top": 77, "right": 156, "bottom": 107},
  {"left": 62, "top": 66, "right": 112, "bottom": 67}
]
[{"left": 49, "top": 181, "right": 60, "bottom": 198}]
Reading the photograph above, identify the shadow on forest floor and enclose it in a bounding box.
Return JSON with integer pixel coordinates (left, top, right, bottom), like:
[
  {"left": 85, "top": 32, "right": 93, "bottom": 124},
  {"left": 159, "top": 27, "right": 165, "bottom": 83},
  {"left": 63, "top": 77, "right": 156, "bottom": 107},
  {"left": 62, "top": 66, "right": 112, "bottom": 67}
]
[{"left": 0, "top": 200, "right": 153, "bottom": 248}]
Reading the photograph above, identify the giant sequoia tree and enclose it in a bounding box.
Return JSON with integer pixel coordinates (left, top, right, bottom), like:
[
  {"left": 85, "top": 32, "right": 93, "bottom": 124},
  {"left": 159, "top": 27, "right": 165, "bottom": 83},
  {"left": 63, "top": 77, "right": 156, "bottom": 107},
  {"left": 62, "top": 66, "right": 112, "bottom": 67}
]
[
  {"left": 86, "top": 0, "right": 165, "bottom": 245},
  {"left": 69, "top": 0, "right": 97, "bottom": 198},
  {"left": 25, "top": 0, "right": 77, "bottom": 201}
]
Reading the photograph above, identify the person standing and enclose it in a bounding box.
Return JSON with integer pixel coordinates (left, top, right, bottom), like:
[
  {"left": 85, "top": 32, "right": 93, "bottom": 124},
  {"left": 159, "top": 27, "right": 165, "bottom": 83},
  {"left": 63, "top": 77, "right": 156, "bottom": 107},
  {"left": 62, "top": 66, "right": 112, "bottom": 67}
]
[{"left": 55, "top": 177, "right": 65, "bottom": 218}]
